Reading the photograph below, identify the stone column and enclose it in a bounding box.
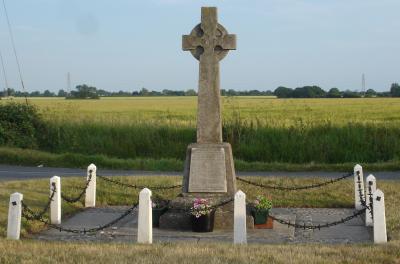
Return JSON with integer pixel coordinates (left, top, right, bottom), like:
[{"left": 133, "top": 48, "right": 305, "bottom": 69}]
[
  {"left": 85, "top": 163, "right": 97, "bottom": 208},
  {"left": 373, "top": 189, "right": 387, "bottom": 244},
  {"left": 365, "top": 174, "right": 376, "bottom": 227},
  {"left": 138, "top": 188, "right": 152, "bottom": 244},
  {"left": 7, "top": 192, "right": 23, "bottom": 240},
  {"left": 50, "top": 176, "right": 61, "bottom": 225},
  {"left": 353, "top": 164, "right": 365, "bottom": 210},
  {"left": 234, "top": 190, "right": 247, "bottom": 244}
]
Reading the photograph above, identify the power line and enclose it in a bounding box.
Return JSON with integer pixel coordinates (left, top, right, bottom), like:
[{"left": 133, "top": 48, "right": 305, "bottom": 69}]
[
  {"left": 2, "top": 0, "right": 27, "bottom": 104},
  {"left": 0, "top": 48, "right": 8, "bottom": 97}
]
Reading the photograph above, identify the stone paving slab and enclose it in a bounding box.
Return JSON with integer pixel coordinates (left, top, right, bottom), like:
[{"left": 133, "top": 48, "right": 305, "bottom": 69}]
[{"left": 35, "top": 207, "right": 372, "bottom": 244}]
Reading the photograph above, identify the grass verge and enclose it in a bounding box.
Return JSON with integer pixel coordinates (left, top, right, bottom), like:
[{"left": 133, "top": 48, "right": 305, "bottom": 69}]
[
  {"left": 0, "top": 176, "right": 399, "bottom": 263},
  {"left": 0, "top": 240, "right": 399, "bottom": 264},
  {"left": 1, "top": 147, "right": 400, "bottom": 172}
]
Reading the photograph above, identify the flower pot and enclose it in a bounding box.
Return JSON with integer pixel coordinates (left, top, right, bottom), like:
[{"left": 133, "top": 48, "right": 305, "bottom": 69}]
[
  {"left": 191, "top": 211, "right": 215, "bottom": 232},
  {"left": 152, "top": 207, "right": 167, "bottom": 227},
  {"left": 252, "top": 209, "right": 270, "bottom": 225}
]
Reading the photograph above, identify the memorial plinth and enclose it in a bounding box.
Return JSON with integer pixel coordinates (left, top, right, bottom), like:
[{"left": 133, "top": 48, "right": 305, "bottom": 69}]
[{"left": 159, "top": 7, "right": 253, "bottom": 230}]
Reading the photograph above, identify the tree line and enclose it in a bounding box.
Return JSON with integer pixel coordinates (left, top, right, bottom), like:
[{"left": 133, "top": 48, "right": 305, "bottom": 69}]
[
  {"left": 1, "top": 83, "right": 400, "bottom": 99},
  {"left": 274, "top": 84, "right": 400, "bottom": 98}
]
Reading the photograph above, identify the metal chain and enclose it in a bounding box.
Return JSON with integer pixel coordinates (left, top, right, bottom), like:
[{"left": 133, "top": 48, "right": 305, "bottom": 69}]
[
  {"left": 20, "top": 183, "right": 57, "bottom": 219},
  {"left": 356, "top": 172, "right": 370, "bottom": 210},
  {"left": 61, "top": 171, "right": 93, "bottom": 203},
  {"left": 268, "top": 208, "right": 366, "bottom": 230},
  {"left": 22, "top": 202, "right": 138, "bottom": 234},
  {"left": 367, "top": 184, "right": 374, "bottom": 219},
  {"left": 97, "top": 174, "right": 182, "bottom": 190},
  {"left": 237, "top": 172, "right": 353, "bottom": 191},
  {"left": 355, "top": 171, "right": 372, "bottom": 217}
]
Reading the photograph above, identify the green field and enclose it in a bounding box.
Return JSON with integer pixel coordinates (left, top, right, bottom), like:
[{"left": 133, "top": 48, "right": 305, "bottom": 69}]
[{"left": 1, "top": 97, "right": 400, "bottom": 170}]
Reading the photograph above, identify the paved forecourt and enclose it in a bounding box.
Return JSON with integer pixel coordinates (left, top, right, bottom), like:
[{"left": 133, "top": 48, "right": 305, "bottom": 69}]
[{"left": 36, "top": 206, "right": 372, "bottom": 244}]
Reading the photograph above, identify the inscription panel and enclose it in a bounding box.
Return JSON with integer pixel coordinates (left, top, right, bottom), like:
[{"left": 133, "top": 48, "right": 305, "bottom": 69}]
[{"left": 188, "top": 147, "right": 227, "bottom": 192}]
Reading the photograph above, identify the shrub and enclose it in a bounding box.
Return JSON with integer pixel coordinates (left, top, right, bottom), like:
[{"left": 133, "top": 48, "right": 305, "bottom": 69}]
[{"left": 0, "top": 102, "right": 45, "bottom": 148}]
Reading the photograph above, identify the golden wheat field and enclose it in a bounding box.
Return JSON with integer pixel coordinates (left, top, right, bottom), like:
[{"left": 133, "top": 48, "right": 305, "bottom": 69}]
[{"left": 4, "top": 96, "right": 400, "bottom": 127}]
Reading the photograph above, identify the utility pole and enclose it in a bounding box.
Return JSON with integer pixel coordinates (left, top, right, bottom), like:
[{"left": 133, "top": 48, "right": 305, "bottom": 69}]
[
  {"left": 0, "top": 50, "right": 8, "bottom": 98},
  {"left": 67, "top": 72, "right": 71, "bottom": 96},
  {"left": 362, "top": 73, "right": 366, "bottom": 97}
]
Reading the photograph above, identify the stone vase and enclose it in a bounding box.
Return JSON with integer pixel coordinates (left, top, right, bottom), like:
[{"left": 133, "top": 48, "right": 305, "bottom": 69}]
[{"left": 191, "top": 211, "right": 215, "bottom": 232}]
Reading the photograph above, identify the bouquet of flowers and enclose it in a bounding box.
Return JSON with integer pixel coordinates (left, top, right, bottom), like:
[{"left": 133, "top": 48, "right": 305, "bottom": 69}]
[
  {"left": 190, "top": 198, "right": 212, "bottom": 218},
  {"left": 253, "top": 195, "right": 272, "bottom": 211}
]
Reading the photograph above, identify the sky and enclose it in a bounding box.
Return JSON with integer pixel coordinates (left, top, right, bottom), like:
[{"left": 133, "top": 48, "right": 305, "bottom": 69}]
[{"left": 0, "top": 0, "right": 399, "bottom": 93}]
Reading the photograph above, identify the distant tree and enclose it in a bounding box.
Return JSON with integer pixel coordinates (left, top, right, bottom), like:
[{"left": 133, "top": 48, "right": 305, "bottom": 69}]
[
  {"left": 390, "top": 83, "right": 400, "bottom": 97},
  {"left": 30, "top": 91, "right": 41, "bottom": 97},
  {"left": 139, "top": 87, "right": 149, "bottom": 96},
  {"left": 226, "top": 89, "right": 237, "bottom": 96},
  {"left": 342, "top": 90, "right": 361, "bottom": 98},
  {"left": 327, "top": 88, "right": 341, "bottom": 98},
  {"left": 97, "top": 89, "right": 110, "bottom": 97},
  {"left": 57, "top": 89, "right": 67, "bottom": 97},
  {"left": 6, "top": 88, "right": 15, "bottom": 96},
  {"left": 292, "top": 86, "right": 326, "bottom": 98},
  {"left": 274, "top": 86, "right": 293, "bottom": 98},
  {"left": 185, "top": 89, "right": 197, "bottom": 96},
  {"left": 43, "top": 90, "right": 55, "bottom": 97},
  {"left": 365, "top": 89, "right": 376, "bottom": 98},
  {"left": 68, "top": 84, "right": 99, "bottom": 99}
]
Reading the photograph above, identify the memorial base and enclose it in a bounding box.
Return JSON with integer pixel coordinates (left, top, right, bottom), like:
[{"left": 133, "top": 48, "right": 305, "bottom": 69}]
[
  {"left": 159, "top": 195, "right": 254, "bottom": 230},
  {"left": 182, "top": 142, "right": 237, "bottom": 195}
]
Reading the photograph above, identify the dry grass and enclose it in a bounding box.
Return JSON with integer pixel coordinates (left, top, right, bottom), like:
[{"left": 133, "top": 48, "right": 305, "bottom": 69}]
[{"left": 0, "top": 240, "right": 399, "bottom": 264}]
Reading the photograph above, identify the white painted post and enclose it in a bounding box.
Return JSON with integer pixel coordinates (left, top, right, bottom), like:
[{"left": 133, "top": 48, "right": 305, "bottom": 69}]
[
  {"left": 365, "top": 174, "right": 376, "bottom": 226},
  {"left": 234, "top": 190, "right": 247, "bottom": 245},
  {"left": 85, "top": 163, "right": 97, "bottom": 208},
  {"left": 7, "top": 192, "right": 23, "bottom": 240},
  {"left": 373, "top": 189, "right": 387, "bottom": 244},
  {"left": 50, "top": 176, "right": 61, "bottom": 224},
  {"left": 138, "top": 188, "right": 152, "bottom": 244},
  {"left": 353, "top": 164, "right": 365, "bottom": 210}
]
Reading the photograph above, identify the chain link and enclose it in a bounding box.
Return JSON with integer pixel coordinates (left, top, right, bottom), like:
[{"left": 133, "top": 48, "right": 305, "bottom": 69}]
[
  {"left": 20, "top": 168, "right": 372, "bottom": 234},
  {"left": 22, "top": 202, "right": 138, "bottom": 234},
  {"left": 237, "top": 172, "right": 353, "bottom": 191},
  {"left": 61, "top": 171, "right": 93, "bottom": 203},
  {"left": 268, "top": 208, "right": 366, "bottom": 230},
  {"left": 356, "top": 172, "right": 369, "bottom": 210},
  {"left": 97, "top": 174, "right": 182, "bottom": 190},
  {"left": 20, "top": 183, "right": 57, "bottom": 219}
]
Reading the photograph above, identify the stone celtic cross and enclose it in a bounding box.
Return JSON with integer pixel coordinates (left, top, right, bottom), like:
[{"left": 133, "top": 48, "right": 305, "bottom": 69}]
[{"left": 182, "top": 7, "right": 236, "bottom": 143}]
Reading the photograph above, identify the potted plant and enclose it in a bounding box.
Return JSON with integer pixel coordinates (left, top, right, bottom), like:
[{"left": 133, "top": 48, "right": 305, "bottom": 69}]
[
  {"left": 190, "top": 198, "right": 215, "bottom": 232},
  {"left": 152, "top": 198, "right": 168, "bottom": 227},
  {"left": 251, "top": 195, "right": 273, "bottom": 225}
]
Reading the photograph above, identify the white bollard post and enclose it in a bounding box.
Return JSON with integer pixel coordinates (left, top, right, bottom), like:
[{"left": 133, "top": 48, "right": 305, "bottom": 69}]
[
  {"left": 353, "top": 164, "right": 365, "bottom": 210},
  {"left": 365, "top": 174, "right": 376, "bottom": 226},
  {"left": 50, "top": 176, "right": 61, "bottom": 225},
  {"left": 373, "top": 189, "right": 387, "bottom": 244},
  {"left": 234, "top": 190, "right": 247, "bottom": 245},
  {"left": 85, "top": 164, "right": 97, "bottom": 208},
  {"left": 7, "top": 192, "right": 23, "bottom": 240},
  {"left": 138, "top": 188, "right": 152, "bottom": 244}
]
